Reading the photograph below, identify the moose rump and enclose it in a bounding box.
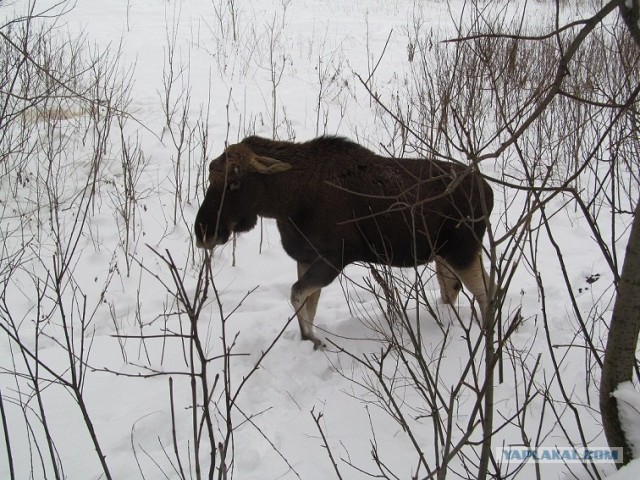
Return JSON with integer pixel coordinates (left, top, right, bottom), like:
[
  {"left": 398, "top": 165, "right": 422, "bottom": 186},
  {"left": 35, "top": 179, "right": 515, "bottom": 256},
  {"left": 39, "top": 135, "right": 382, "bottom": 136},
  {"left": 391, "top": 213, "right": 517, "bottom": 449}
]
[{"left": 195, "top": 136, "right": 494, "bottom": 348}]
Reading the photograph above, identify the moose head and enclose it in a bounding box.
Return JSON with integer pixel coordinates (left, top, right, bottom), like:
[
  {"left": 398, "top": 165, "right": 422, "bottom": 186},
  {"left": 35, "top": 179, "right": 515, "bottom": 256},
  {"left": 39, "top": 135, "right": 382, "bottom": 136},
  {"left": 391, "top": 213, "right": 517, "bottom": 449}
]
[{"left": 194, "top": 143, "right": 292, "bottom": 249}]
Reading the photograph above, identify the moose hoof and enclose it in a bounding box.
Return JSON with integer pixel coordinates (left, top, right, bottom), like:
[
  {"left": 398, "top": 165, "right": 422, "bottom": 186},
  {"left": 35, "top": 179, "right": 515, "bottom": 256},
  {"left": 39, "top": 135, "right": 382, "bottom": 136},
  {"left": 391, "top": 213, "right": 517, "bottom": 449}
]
[{"left": 302, "top": 333, "right": 326, "bottom": 350}]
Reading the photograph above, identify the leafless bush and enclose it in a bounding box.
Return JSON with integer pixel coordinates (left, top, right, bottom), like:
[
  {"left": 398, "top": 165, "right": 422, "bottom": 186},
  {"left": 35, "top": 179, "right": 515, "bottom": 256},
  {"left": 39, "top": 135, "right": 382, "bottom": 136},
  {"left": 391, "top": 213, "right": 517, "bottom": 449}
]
[
  {"left": 211, "top": 0, "right": 239, "bottom": 43},
  {"left": 312, "top": 29, "right": 351, "bottom": 136},
  {"left": 109, "top": 118, "right": 151, "bottom": 277},
  {"left": 0, "top": 3, "right": 142, "bottom": 478},
  {"left": 316, "top": 2, "right": 639, "bottom": 479},
  {"left": 117, "top": 244, "right": 302, "bottom": 480},
  {"left": 259, "top": 11, "right": 292, "bottom": 140}
]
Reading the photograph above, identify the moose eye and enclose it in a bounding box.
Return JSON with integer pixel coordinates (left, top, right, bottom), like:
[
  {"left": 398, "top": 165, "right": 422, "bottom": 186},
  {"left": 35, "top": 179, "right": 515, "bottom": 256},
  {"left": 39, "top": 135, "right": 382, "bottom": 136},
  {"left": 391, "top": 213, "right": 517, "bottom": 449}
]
[{"left": 228, "top": 180, "right": 241, "bottom": 192}]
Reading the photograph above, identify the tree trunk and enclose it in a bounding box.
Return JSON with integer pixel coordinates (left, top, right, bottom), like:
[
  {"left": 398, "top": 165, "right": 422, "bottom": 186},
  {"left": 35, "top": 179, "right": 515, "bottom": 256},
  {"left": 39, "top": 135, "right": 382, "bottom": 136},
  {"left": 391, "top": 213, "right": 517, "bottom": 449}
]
[
  {"left": 619, "top": 0, "right": 640, "bottom": 47},
  {"left": 600, "top": 3, "right": 640, "bottom": 468},
  {"left": 600, "top": 199, "right": 640, "bottom": 466}
]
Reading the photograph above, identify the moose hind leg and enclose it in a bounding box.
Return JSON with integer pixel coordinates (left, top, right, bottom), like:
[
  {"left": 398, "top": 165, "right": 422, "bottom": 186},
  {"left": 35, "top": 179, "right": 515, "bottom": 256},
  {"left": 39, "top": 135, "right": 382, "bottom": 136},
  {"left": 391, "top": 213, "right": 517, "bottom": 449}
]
[
  {"left": 450, "top": 253, "right": 493, "bottom": 325},
  {"left": 292, "top": 261, "right": 338, "bottom": 349},
  {"left": 435, "top": 256, "right": 462, "bottom": 305}
]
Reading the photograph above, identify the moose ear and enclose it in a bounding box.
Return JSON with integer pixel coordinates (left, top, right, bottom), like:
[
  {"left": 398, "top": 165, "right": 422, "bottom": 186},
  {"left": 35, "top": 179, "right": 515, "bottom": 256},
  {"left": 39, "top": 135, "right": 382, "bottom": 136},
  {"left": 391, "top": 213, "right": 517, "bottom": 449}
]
[{"left": 249, "top": 154, "right": 292, "bottom": 174}]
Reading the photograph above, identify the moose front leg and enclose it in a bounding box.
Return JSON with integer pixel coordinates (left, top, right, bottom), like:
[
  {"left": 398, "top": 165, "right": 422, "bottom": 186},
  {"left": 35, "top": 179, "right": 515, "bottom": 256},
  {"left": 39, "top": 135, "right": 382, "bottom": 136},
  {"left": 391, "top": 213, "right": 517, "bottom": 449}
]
[
  {"left": 297, "top": 262, "right": 322, "bottom": 319},
  {"left": 291, "top": 260, "right": 338, "bottom": 349}
]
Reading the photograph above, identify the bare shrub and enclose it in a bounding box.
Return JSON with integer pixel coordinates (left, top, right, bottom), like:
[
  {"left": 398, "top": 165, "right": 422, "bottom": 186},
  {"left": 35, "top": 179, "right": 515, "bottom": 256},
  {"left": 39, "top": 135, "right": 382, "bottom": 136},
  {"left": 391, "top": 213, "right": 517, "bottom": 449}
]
[
  {"left": 0, "top": 4, "right": 138, "bottom": 478},
  {"left": 319, "top": 2, "right": 639, "bottom": 479}
]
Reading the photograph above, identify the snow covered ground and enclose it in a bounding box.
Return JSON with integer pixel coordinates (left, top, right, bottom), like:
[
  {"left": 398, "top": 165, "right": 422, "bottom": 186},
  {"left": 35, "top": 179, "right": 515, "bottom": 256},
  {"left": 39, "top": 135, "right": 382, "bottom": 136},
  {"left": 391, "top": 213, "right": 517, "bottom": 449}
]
[{"left": 1, "top": 0, "right": 638, "bottom": 479}]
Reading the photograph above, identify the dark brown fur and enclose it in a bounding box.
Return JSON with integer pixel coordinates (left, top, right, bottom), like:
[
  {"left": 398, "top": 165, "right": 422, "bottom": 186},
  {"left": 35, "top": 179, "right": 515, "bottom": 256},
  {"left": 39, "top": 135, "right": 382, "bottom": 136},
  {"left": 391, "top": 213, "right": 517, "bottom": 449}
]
[{"left": 195, "top": 136, "right": 494, "bottom": 347}]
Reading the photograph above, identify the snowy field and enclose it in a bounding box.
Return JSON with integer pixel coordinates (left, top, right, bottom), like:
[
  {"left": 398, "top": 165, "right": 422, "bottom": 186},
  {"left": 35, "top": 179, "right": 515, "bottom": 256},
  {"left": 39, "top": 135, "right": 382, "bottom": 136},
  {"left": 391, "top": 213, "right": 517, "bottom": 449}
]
[{"left": 1, "top": 0, "right": 639, "bottom": 479}]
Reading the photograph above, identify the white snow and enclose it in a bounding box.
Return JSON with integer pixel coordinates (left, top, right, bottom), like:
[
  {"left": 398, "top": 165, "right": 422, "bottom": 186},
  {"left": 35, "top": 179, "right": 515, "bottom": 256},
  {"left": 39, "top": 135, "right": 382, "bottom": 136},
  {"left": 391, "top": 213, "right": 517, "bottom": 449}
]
[
  {"left": 603, "top": 458, "right": 640, "bottom": 480},
  {"left": 0, "top": 0, "right": 638, "bottom": 479},
  {"left": 614, "top": 382, "right": 640, "bottom": 459}
]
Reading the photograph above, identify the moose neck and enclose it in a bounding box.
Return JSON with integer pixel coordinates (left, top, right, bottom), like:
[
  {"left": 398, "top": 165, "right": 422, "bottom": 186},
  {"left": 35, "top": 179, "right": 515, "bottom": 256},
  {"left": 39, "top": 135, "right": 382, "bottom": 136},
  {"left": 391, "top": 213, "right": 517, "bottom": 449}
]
[
  {"left": 241, "top": 137, "right": 313, "bottom": 222},
  {"left": 254, "top": 169, "right": 304, "bottom": 221}
]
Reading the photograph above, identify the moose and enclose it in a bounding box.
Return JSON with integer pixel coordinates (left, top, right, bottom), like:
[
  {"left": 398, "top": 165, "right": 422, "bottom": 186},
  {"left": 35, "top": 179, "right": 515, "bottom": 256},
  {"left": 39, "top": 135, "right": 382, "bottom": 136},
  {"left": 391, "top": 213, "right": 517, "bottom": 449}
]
[{"left": 195, "top": 136, "right": 494, "bottom": 348}]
